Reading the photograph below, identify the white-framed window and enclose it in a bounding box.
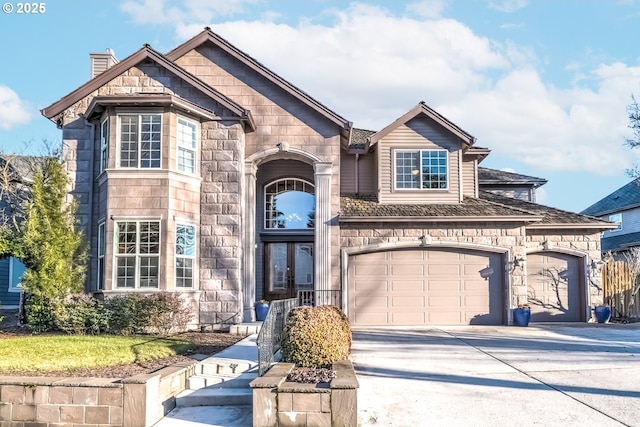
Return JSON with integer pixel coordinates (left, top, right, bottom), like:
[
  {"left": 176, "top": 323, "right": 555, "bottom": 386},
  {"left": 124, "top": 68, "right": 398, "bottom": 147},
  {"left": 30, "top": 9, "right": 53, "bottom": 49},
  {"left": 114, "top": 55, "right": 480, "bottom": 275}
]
[
  {"left": 119, "top": 114, "right": 162, "bottom": 168},
  {"left": 177, "top": 117, "right": 197, "bottom": 174},
  {"left": 264, "top": 178, "right": 315, "bottom": 229},
  {"left": 100, "top": 118, "right": 109, "bottom": 173},
  {"left": 394, "top": 149, "right": 448, "bottom": 190},
  {"left": 97, "top": 222, "right": 106, "bottom": 290},
  {"left": 176, "top": 223, "right": 196, "bottom": 288},
  {"left": 114, "top": 220, "right": 160, "bottom": 288},
  {"left": 609, "top": 213, "right": 622, "bottom": 232},
  {"left": 8, "top": 257, "right": 26, "bottom": 292}
]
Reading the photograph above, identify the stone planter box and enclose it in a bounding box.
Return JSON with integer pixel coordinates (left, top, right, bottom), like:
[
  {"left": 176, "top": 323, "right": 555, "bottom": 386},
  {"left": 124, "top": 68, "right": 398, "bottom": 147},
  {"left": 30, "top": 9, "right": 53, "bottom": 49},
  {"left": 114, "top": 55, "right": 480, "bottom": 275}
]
[{"left": 250, "top": 360, "right": 359, "bottom": 427}]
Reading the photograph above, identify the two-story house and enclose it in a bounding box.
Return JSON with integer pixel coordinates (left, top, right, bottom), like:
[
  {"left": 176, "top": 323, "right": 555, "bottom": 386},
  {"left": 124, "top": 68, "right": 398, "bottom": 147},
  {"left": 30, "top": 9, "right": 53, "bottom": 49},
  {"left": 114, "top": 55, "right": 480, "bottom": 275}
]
[
  {"left": 582, "top": 178, "right": 640, "bottom": 256},
  {"left": 41, "top": 28, "right": 614, "bottom": 327}
]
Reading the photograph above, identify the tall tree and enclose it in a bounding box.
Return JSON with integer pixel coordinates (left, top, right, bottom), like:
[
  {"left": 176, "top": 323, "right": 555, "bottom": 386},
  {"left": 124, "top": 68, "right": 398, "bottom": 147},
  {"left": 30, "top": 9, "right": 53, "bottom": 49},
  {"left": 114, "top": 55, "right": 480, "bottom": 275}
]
[
  {"left": 19, "top": 155, "right": 87, "bottom": 299},
  {"left": 625, "top": 95, "right": 640, "bottom": 176}
]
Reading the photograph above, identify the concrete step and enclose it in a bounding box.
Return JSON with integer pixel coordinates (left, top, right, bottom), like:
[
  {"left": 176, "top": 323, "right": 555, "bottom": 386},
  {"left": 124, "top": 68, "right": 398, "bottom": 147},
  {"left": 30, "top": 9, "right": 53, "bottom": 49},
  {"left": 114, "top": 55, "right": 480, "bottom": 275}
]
[
  {"left": 197, "top": 358, "right": 257, "bottom": 375},
  {"left": 154, "top": 405, "right": 252, "bottom": 426},
  {"left": 176, "top": 387, "right": 253, "bottom": 407},
  {"left": 187, "top": 371, "right": 258, "bottom": 390},
  {"left": 229, "top": 322, "right": 262, "bottom": 336}
]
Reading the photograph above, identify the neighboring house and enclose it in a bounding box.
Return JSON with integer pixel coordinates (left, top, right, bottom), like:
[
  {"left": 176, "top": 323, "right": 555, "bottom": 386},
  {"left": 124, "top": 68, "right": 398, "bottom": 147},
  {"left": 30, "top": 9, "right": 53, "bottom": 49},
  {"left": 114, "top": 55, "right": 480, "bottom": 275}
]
[
  {"left": 478, "top": 167, "right": 547, "bottom": 202},
  {"left": 0, "top": 155, "right": 34, "bottom": 309},
  {"left": 41, "top": 28, "right": 615, "bottom": 327},
  {"left": 582, "top": 178, "right": 640, "bottom": 255}
]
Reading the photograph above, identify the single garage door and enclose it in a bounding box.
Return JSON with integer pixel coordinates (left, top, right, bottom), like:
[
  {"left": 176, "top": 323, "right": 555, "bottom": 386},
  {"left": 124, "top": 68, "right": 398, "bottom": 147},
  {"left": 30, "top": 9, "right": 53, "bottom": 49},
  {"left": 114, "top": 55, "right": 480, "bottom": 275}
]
[
  {"left": 527, "top": 252, "right": 582, "bottom": 322},
  {"left": 347, "top": 248, "right": 504, "bottom": 326}
]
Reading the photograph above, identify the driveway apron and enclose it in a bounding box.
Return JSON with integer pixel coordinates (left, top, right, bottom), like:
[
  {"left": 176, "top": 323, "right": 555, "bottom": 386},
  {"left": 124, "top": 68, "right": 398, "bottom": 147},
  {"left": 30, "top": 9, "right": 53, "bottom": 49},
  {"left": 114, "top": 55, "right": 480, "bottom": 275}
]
[{"left": 351, "top": 325, "right": 640, "bottom": 427}]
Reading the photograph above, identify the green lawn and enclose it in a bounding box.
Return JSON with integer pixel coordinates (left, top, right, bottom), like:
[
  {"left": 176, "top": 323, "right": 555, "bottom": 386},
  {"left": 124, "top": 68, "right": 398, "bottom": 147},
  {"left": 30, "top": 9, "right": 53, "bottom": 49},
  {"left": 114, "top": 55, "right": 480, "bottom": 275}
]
[{"left": 0, "top": 335, "right": 195, "bottom": 374}]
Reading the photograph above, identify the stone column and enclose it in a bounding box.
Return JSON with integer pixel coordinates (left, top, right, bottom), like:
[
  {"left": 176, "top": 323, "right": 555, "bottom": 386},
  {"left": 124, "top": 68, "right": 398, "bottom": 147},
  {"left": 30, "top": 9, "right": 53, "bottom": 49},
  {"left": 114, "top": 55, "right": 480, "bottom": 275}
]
[
  {"left": 243, "top": 161, "right": 258, "bottom": 322},
  {"left": 314, "top": 162, "right": 332, "bottom": 305}
]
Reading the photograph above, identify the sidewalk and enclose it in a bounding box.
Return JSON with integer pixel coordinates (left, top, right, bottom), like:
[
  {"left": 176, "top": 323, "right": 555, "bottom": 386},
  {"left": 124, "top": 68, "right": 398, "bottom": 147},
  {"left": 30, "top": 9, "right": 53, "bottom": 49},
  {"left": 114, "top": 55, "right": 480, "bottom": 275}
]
[{"left": 153, "top": 334, "right": 258, "bottom": 427}]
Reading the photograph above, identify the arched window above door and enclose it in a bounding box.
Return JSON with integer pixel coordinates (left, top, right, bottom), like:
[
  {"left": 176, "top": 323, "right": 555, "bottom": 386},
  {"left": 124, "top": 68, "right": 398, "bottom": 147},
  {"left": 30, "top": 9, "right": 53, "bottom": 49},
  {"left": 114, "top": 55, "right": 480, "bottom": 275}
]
[{"left": 264, "top": 178, "right": 315, "bottom": 229}]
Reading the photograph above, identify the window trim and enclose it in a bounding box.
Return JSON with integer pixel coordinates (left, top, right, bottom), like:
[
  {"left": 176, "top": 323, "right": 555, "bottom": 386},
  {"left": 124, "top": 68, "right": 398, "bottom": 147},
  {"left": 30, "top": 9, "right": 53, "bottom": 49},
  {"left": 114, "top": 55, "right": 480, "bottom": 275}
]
[
  {"left": 97, "top": 222, "right": 106, "bottom": 290},
  {"left": 100, "top": 117, "right": 109, "bottom": 173},
  {"left": 176, "top": 116, "right": 198, "bottom": 175},
  {"left": 393, "top": 148, "right": 449, "bottom": 191},
  {"left": 175, "top": 223, "right": 197, "bottom": 288},
  {"left": 8, "top": 257, "right": 26, "bottom": 292},
  {"left": 117, "top": 112, "right": 163, "bottom": 169},
  {"left": 608, "top": 213, "right": 622, "bottom": 232},
  {"left": 113, "top": 219, "right": 161, "bottom": 289}
]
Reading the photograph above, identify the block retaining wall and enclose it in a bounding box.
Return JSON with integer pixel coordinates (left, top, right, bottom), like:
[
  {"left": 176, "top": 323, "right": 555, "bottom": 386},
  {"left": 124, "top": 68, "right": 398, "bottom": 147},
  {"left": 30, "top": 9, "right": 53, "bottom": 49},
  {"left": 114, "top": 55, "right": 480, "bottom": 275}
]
[{"left": 0, "top": 360, "right": 197, "bottom": 427}]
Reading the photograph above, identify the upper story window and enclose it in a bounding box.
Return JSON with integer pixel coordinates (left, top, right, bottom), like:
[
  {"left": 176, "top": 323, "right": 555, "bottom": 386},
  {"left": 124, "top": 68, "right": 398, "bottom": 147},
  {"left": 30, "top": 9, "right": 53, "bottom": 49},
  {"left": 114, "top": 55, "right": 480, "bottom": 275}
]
[
  {"left": 608, "top": 213, "right": 622, "bottom": 232},
  {"left": 119, "top": 114, "right": 162, "bottom": 168},
  {"left": 395, "top": 149, "right": 448, "bottom": 190},
  {"left": 100, "top": 118, "right": 109, "bottom": 173},
  {"left": 177, "top": 117, "right": 197, "bottom": 174},
  {"left": 265, "top": 178, "right": 315, "bottom": 229},
  {"left": 114, "top": 220, "right": 160, "bottom": 288}
]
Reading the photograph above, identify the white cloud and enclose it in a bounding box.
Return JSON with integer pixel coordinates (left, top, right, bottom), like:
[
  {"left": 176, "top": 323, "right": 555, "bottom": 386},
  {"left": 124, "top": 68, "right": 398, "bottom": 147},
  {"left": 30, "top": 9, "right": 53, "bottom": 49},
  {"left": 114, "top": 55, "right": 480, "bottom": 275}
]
[
  {"left": 488, "top": 0, "right": 528, "bottom": 13},
  {"left": 0, "top": 85, "right": 31, "bottom": 130},
  {"left": 119, "top": 1, "right": 640, "bottom": 176}
]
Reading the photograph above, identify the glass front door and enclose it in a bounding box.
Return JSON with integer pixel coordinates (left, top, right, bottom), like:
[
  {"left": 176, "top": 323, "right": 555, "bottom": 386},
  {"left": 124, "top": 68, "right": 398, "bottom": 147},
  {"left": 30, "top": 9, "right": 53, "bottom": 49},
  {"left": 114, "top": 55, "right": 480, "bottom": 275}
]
[{"left": 264, "top": 242, "right": 313, "bottom": 301}]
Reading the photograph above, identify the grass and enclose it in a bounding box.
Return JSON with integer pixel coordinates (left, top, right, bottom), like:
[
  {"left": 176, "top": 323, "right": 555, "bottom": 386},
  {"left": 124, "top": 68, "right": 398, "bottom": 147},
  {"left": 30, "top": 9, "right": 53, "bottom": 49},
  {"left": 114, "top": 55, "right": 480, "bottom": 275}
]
[{"left": 0, "top": 335, "right": 195, "bottom": 374}]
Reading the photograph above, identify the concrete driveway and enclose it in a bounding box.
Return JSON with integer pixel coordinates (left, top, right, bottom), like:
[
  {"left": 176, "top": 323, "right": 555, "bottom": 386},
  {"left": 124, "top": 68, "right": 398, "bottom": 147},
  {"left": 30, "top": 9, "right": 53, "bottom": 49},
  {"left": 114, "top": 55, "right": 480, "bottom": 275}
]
[{"left": 351, "top": 324, "right": 640, "bottom": 427}]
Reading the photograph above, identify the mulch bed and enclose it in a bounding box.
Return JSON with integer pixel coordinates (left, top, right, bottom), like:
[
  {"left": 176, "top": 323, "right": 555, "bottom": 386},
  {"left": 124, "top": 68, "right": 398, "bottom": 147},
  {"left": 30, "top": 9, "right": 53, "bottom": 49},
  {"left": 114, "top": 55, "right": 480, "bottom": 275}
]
[{"left": 0, "top": 309, "right": 244, "bottom": 378}]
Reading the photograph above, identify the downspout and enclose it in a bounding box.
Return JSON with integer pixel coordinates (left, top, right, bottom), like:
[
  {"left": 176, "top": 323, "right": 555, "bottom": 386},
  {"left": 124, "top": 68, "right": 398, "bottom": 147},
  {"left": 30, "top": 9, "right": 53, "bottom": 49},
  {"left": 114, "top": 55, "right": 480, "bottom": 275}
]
[
  {"left": 84, "top": 116, "right": 96, "bottom": 294},
  {"left": 355, "top": 153, "right": 360, "bottom": 194}
]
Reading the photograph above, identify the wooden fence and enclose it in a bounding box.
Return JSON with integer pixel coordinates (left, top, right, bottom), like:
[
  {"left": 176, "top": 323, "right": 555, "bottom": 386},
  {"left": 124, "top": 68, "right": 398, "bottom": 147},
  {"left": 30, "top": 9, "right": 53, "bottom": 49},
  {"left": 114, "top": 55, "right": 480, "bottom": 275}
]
[{"left": 602, "top": 260, "right": 640, "bottom": 319}]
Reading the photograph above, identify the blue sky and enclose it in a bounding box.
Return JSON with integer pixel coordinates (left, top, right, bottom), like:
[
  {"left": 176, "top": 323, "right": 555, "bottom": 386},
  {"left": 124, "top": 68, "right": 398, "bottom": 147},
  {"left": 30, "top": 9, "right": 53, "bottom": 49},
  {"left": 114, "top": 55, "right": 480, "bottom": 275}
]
[{"left": 1, "top": 0, "right": 640, "bottom": 213}]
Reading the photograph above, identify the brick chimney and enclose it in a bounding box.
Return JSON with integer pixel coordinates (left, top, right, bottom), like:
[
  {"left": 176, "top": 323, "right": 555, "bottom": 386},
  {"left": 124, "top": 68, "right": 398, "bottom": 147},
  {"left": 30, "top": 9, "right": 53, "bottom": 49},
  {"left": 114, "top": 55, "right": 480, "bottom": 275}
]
[{"left": 89, "top": 48, "right": 118, "bottom": 79}]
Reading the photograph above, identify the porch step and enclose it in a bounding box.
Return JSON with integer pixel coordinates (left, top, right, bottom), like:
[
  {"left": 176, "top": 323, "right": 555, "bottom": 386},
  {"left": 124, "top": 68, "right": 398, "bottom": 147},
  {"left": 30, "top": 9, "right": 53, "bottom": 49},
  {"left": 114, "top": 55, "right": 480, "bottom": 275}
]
[
  {"left": 187, "top": 371, "right": 258, "bottom": 390},
  {"left": 176, "top": 387, "right": 253, "bottom": 407},
  {"left": 197, "top": 358, "right": 257, "bottom": 375},
  {"left": 230, "top": 322, "right": 262, "bottom": 336}
]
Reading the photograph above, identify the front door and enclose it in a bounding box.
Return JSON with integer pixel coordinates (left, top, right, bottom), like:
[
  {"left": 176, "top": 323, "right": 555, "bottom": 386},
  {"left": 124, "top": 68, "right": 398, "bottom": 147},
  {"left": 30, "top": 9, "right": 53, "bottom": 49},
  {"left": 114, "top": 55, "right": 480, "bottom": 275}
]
[{"left": 264, "top": 242, "right": 314, "bottom": 301}]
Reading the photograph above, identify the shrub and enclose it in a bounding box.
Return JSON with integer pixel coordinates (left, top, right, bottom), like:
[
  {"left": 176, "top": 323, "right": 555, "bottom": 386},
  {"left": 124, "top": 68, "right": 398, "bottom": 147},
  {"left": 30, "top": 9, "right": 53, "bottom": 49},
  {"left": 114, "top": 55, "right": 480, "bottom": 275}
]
[
  {"left": 103, "top": 294, "right": 141, "bottom": 335},
  {"left": 24, "top": 293, "right": 57, "bottom": 333},
  {"left": 281, "top": 305, "right": 352, "bottom": 368},
  {"left": 138, "top": 292, "right": 192, "bottom": 335},
  {"left": 54, "top": 294, "right": 107, "bottom": 335}
]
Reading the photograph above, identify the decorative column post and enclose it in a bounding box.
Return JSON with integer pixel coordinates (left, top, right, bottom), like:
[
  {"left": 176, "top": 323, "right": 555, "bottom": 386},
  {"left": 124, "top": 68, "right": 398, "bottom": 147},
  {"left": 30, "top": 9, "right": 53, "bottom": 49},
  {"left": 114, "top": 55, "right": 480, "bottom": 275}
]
[
  {"left": 314, "top": 162, "right": 332, "bottom": 305},
  {"left": 243, "top": 161, "right": 258, "bottom": 322}
]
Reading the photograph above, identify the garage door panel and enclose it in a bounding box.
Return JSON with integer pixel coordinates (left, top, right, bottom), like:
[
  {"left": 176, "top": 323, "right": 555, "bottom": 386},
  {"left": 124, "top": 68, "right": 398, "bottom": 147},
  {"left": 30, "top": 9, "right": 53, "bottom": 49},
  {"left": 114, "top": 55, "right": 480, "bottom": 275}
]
[
  {"left": 348, "top": 248, "right": 504, "bottom": 326},
  {"left": 428, "top": 264, "right": 460, "bottom": 275},
  {"left": 352, "top": 278, "right": 388, "bottom": 292},
  {"left": 391, "top": 264, "right": 424, "bottom": 275},
  {"left": 428, "top": 280, "right": 461, "bottom": 292},
  {"left": 391, "top": 280, "right": 424, "bottom": 291},
  {"left": 392, "top": 312, "right": 426, "bottom": 325}
]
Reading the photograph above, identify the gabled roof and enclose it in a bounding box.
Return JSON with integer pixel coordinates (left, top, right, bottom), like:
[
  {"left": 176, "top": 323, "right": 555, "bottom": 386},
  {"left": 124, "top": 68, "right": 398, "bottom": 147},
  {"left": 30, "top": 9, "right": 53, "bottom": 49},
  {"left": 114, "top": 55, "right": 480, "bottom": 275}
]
[
  {"left": 601, "top": 230, "right": 640, "bottom": 252},
  {"left": 480, "top": 191, "right": 615, "bottom": 229},
  {"left": 369, "top": 102, "right": 476, "bottom": 147},
  {"left": 478, "top": 167, "right": 547, "bottom": 188},
  {"left": 166, "top": 28, "right": 352, "bottom": 134},
  {"left": 349, "top": 128, "right": 375, "bottom": 151},
  {"left": 581, "top": 178, "right": 640, "bottom": 217},
  {"left": 41, "top": 44, "right": 255, "bottom": 131}
]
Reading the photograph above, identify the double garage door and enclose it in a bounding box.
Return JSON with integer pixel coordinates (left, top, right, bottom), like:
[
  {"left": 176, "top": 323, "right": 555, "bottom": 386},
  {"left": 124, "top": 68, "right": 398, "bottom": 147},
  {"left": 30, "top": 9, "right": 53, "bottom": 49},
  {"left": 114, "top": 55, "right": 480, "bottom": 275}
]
[{"left": 347, "top": 248, "right": 504, "bottom": 326}]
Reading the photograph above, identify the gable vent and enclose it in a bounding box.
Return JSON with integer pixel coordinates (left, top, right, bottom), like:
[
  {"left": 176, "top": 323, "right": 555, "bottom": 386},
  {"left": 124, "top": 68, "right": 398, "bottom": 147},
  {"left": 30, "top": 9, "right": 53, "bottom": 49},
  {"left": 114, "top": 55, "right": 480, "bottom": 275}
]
[{"left": 90, "top": 48, "right": 118, "bottom": 79}]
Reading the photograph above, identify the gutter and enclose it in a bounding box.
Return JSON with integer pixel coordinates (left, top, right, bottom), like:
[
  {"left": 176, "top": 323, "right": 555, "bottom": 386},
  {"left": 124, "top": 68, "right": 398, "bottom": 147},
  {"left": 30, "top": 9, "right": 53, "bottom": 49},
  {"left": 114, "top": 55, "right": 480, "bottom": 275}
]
[{"left": 339, "top": 215, "right": 543, "bottom": 223}]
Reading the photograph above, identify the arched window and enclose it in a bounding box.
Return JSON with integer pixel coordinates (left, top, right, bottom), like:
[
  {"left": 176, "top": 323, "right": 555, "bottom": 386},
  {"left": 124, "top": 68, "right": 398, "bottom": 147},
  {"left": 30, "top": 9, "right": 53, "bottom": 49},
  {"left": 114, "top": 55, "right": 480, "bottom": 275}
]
[{"left": 264, "top": 178, "right": 315, "bottom": 229}]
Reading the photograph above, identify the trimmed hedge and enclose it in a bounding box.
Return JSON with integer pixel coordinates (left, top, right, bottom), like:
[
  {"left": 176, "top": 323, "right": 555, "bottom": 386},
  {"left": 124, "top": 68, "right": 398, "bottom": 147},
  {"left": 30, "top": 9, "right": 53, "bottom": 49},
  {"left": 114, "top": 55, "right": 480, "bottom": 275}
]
[{"left": 281, "top": 305, "right": 352, "bottom": 368}]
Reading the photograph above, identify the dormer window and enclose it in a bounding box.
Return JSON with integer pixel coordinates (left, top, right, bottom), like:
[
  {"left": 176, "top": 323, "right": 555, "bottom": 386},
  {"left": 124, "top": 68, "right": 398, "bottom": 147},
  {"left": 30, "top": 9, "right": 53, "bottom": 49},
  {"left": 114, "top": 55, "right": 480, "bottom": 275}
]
[
  {"left": 119, "top": 113, "right": 162, "bottom": 168},
  {"left": 395, "top": 149, "right": 448, "bottom": 190}
]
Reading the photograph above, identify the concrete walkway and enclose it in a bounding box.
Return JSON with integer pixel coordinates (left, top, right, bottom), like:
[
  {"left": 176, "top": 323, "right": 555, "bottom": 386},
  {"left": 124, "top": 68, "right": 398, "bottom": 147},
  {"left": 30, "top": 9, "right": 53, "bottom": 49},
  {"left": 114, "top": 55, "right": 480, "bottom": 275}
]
[{"left": 352, "top": 323, "right": 640, "bottom": 427}]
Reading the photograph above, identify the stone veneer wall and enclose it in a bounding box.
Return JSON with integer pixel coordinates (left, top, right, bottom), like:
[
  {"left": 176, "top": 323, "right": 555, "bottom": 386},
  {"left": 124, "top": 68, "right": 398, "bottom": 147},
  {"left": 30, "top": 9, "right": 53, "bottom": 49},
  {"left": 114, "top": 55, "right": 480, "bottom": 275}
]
[
  {"left": 340, "top": 221, "right": 528, "bottom": 305},
  {"left": 199, "top": 120, "right": 245, "bottom": 326},
  {"left": 0, "top": 361, "right": 195, "bottom": 427}
]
